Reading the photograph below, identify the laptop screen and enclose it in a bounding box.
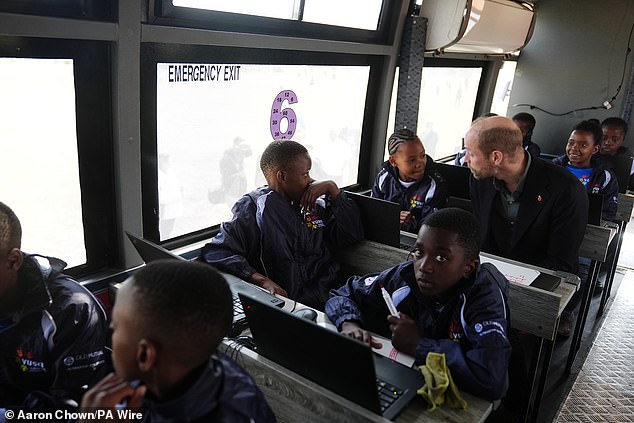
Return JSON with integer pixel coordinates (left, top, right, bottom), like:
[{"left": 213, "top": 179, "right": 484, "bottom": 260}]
[{"left": 345, "top": 191, "right": 400, "bottom": 248}]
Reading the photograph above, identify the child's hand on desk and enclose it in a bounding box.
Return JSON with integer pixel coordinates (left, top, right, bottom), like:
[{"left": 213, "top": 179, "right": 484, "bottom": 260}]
[
  {"left": 341, "top": 321, "right": 383, "bottom": 349},
  {"left": 399, "top": 211, "right": 414, "bottom": 227},
  {"left": 80, "top": 373, "right": 146, "bottom": 418},
  {"left": 260, "top": 278, "right": 288, "bottom": 297},
  {"left": 388, "top": 314, "right": 421, "bottom": 356},
  {"left": 250, "top": 273, "right": 289, "bottom": 297},
  {"left": 300, "top": 180, "right": 340, "bottom": 211}
]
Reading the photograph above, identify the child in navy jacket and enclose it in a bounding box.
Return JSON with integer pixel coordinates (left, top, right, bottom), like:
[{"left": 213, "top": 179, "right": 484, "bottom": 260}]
[
  {"left": 372, "top": 129, "right": 448, "bottom": 234},
  {"left": 325, "top": 208, "right": 511, "bottom": 401},
  {"left": 552, "top": 120, "right": 619, "bottom": 221}
]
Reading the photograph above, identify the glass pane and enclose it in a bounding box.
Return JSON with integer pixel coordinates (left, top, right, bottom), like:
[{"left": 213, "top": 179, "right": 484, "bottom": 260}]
[
  {"left": 156, "top": 63, "right": 369, "bottom": 240},
  {"left": 172, "top": 0, "right": 298, "bottom": 20},
  {"left": 490, "top": 60, "right": 517, "bottom": 116},
  {"left": 303, "top": 0, "right": 382, "bottom": 30},
  {"left": 0, "top": 58, "right": 86, "bottom": 267},
  {"left": 386, "top": 67, "right": 482, "bottom": 160}
]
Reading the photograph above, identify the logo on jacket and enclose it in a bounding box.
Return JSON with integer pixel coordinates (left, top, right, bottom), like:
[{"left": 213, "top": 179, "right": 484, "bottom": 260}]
[
  {"left": 591, "top": 184, "right": 601, "bottom": 194},
  {"left": 15, "top": 349, "right": 46, "bottom": 373},
  {"left": 409, "top": 195, "right": 424, "bottom": 209},
  {"left": 303, "top": 211, "right": 326, "bottom": 230},
  {"left": 448, "top": 320, "right": 464, "bottom": 342}
]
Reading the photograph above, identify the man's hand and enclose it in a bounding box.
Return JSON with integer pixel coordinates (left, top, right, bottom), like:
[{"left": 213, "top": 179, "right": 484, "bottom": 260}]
[
  {"left": 388, "top": 314, "right": 421, "bottom": 356},
  {"left": 341, "top": 321, "right": 383, "bottom": 349}
]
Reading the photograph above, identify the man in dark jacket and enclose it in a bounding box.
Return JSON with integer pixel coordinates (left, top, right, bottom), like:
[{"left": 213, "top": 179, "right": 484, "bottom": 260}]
[
  {"left": 465, "top": 116, "right": 588, "bottom": 274},
  {"left": 81, "top": 260, "right": 276, "bottom": 423},
  {"left": 0, "top": 202, "right": 109, "bottom": 411},
  {"left": 201, "top": 140, "right": 364, "bottom": 309},
  {"left": 326, "top": 208, "right": 511, "bottom": 401}
]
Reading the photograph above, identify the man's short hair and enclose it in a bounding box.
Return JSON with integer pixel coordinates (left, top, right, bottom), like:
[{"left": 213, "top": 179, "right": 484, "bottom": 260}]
[
  {"left": 130, "top": 260, "right": 233, "bottom": 364},
  {"left": 476, "top": 124, "right": 523, "bottom": 157},
  {"left": 512, "top": 112, "right": 536, "bottom": 132},
  {"left": 0, "top": 202, "right": 22, "bottom": 251},
  {"left": 260, "top": 140, "right": 308, "bottom": 177},
  {"left": 601, "top": 117, "right": 628, "bottom": 134},
  {"left": 422, "top": 208, "right": 480, "bottom": 261},
  {"left": 387, "top": 128, "right": 418, "bottom": 155},
  {"left": 573, "top": 120, "right": 603, "bottom": 145}
]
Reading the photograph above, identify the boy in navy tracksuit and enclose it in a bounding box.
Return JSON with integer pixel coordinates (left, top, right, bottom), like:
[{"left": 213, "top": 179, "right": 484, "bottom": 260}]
[
  {"left": 0, "top": 202, "right": 109, "bottom": 413},
  {"left": 201, "top": 140, "right": 364, "bottom": 309},
  {"left": 552, "top": 120, "right": 619, "bottom": 222},
  {"left": 81, "top": 260, "right": 276, "bottom": 423},
  {"left": 372, "top": 129, "right": 448, "bottom": 234},
  {"left": 325, "top": 208, "right": 511, "bottom": 401}
]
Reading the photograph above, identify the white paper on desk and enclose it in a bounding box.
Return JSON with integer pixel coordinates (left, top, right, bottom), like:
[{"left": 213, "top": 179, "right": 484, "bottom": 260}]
[
  {"left": 480, "top": 256, "right": 540, "bottom": 286},
  {"left": 371, "top": 334, "right": 416, "bottom": 368}
]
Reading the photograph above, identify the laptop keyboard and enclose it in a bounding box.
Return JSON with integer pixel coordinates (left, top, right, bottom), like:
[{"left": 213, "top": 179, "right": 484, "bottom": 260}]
[{"left": 376, "top": 378, "right": 405, "bottom": 412}]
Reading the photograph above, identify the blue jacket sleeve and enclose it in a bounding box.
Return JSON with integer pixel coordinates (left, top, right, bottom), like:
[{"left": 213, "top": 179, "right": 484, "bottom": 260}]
[
  {"left": 324, "top": 191, "right": 364, "bottom": 247},
  {"left": 325, "top": 265, "right": 405, "bottom": 330},
  {"left": 371, "top": 170, "right": 386, "bottom": 199},
  {"left": 200, "top": 195, "right": 261, "bottom": 281},
  {"left": 413, "top": 271, "right": 511, "bottom": 401}
]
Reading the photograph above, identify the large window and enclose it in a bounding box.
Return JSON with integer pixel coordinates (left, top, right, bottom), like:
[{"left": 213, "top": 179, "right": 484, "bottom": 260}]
[
  {"left": 0, "top": 58, "right": 85, "bottom": 266},
  {"left": 0, "top": 37, "right": 115, "bottom": 276},
  {"left": 386, "top": 65, "right": 483, "bottom": 160},
  {"left": 490, "top": 60, "right": 518, "bottom": 117},
  {"left": 171, "top": 0, "right": 383, "bottom": 30},
  {"left": 154, "top": 63, "right": 369, "bottom": 240}
]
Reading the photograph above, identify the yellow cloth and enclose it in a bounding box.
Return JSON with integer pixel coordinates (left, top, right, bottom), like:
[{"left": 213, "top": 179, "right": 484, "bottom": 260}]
[{"left": 416, "top": 352, "right": 468, "bottom": 411}]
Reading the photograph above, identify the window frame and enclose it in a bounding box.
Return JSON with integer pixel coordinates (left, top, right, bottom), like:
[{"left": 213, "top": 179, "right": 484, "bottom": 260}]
[
  {"left": 0, "top": 36, "right": 116, "bottom": 277},
  {"left": 0, "top": 0, "right": 116, "bottom": 21},
  {"left": 140, "top": 42, "right": 385, "bottom": 247},
  {"left": 148, "top": 0, "right": 402, "bottom": 45}
]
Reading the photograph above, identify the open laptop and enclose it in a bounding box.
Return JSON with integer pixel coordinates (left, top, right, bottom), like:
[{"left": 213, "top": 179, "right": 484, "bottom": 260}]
[
  {"left": 587, "top": 193, "right": 603, "bottom": 225},
  {"left": 345, "top": 191, "right": 401, "bottom": 248},
  {"left": 124, "top": 231, "right": 285, "bottom": 336},
  {"left": 435, "top": 162, "right": 470, "bottom": 199},
  {"left": 240, "top": 293, "right": 425, "bottom": 420}
]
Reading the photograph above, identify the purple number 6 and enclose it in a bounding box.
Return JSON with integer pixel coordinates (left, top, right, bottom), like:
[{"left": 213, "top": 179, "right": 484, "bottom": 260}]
[{"left": 270, "top": 90, "right": 298, "bottom": 140}]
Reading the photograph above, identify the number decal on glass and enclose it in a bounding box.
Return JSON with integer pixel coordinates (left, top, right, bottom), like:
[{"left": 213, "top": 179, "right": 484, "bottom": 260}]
[{"left": 270, "top": 90, "right": 298, "bottom": 140}]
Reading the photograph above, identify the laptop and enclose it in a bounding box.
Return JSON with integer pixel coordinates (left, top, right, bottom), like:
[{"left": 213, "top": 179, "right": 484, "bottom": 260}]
[
  {"left": 345, "top": 191, "right": 401, "bottom": 248},
  {"left": 240, "top": 293, "right": 425, "bottom": 420},
  {"left": 587, "top": 193, "right": 603, "bottom": 225},
  {"left": 124, "top": 231, "right": 285, "bottom": 336},
  {"left": 435, "top": 162, "right": 471, "bottom": 199}
]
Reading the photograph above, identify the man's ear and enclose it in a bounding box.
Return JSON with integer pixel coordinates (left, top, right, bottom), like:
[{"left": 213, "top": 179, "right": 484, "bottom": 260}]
[
  {"left": 6, "top": 248, "right": 23, "bottom": 272},
  {"left": 490, "top": 150, "right": 504, "bottom": 166},
  {"left": 136, "top": 339, "right": 157, "bottom": 373}
]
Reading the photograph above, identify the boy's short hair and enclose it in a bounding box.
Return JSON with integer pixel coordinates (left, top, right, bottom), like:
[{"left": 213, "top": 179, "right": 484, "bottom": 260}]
[
  {"left": 387, "top": 128, "right": 419, "bottom": 155},
  {"left": 0, "top": 202, "right": 22, "bottom": 250},
  {"left": 422, "top": 208, "right": 480, "bottom": 261},
  {"left": 260, "top": 140, "right": 308, "bottom": 177},
  {"left": 130, "top": 260, "right": 233, "bottom": 364},
  {"left": 601, "top": 117, "right": 628, "bottom": 134},
  {"left": 512, "top": 112, "right": 536, "bottom": 132},
  {"left": 573, "top": 120, "right": 603, "bottom": 145}
]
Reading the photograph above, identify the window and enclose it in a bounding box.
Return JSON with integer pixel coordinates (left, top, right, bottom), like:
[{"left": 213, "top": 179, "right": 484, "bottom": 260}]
[
  {"left": 386, "top": 65, "right": 483, "bottom": 160},
  {"left": 490, "top": 60, "right": 518, "bottom": 116},
  {"left": 170, "top": 0, "right": 383, "bottom": 30},
  {"left": 0, "top": 37, "right": 115, "bottom": 276},
  {"left": 0, "top": 58, "right": 85, "bottom": 266},
  {"left": 153, "top": 63, "right": 369, "bottom": 240}
]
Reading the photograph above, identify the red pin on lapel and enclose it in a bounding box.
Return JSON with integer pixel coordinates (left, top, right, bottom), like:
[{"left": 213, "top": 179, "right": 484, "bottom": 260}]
[{"left": 537, "top": 195, "right": 542, "bottom": 202}]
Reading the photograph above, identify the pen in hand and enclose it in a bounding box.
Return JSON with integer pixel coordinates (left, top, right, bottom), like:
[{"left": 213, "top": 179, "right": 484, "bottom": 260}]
[{"left": 381, "top": 286, "right": 399, "bottom": 317}]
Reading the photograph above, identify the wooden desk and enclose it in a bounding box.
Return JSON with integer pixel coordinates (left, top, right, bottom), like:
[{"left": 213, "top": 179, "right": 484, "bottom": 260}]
[{"left": 220, "top": 340, "right": 492, "bottom": 423}]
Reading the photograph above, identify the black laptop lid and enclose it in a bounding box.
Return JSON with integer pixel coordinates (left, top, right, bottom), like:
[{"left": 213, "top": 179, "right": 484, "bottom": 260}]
[
  {"left": 241, "top": 293, "right": 381, "bottom": 413},
  {"left": 587, "top": 193, "right": 603, "bottom": 225},
  {"left": 125, "top": 231, "right": 185, "bottom": 262},
  {"left": 345, "top": 191, "right": 400, "bottom": 248},
  {"left": 435, "top": 162, "right": 470, "bottom": 199}
]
